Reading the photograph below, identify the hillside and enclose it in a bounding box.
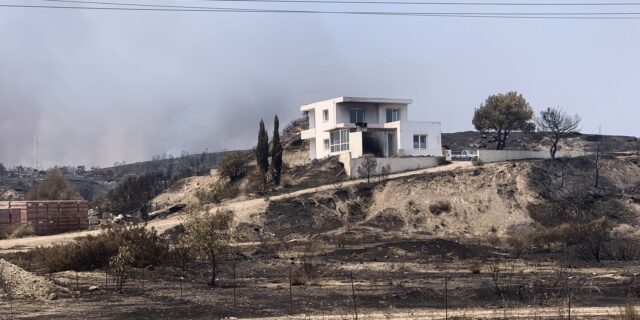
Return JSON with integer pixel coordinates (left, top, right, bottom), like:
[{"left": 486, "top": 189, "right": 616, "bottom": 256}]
[
  {"left": 443, "top": 131, "right": 640, "bottom": 153},
  {"left": 244, "top": 154, "right": 640, "bottom": 244}
]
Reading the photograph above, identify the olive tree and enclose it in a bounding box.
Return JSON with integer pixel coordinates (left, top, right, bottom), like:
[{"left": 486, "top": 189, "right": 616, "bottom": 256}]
[
  {"left": 183, "top": 208, "right": 234, "bottom": 286},
  {"left": 535, "top": 107, "right": 581, "bottom": 159},
  {"left": 472, "top": 92, "right": 535, "bottom": 150}
]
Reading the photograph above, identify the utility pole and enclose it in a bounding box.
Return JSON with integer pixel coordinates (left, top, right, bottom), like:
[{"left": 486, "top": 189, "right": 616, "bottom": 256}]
[{"left": 33, "top": 125, "right": 40, "bottom": 170}]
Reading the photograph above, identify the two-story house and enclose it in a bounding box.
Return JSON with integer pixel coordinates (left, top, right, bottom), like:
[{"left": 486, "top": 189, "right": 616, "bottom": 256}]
[{"left": 300, "top": 97, "right": 442, "bottom": 161}]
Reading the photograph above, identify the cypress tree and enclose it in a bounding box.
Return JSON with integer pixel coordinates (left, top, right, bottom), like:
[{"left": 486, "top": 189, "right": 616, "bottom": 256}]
[
  {"left": 270, "top": 115, "right": 283, "bottom": 185},
  {"left": 256, "top": 119, "right": 269, "bottom": 176}
]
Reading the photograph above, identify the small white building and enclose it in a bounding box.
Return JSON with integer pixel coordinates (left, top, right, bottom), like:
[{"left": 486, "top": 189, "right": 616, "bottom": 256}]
[{"left": 300, "top": 97, "right": 442, "bottom": 161}]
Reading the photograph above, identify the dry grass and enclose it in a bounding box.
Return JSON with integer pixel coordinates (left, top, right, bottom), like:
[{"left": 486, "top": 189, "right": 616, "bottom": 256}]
[{"left": 619, "top": 303, "right": 640, "bottom": 320}]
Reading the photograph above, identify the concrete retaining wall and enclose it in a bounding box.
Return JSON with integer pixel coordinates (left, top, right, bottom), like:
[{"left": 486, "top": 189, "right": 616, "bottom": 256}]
[
  {"left": 341, "top": 154, "right": 442, "bottom": 178},
  {"left": 477, "top": 150, "right": 590, "bottom": 163}
]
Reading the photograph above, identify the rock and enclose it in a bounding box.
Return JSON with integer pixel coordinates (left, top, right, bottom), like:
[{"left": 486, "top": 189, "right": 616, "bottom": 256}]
[
  {"left": 48, "top": 293, "right": 58, "bottom": 300},
  {"left": 88, "top": 285, "right": 99, "bottom": 292}
]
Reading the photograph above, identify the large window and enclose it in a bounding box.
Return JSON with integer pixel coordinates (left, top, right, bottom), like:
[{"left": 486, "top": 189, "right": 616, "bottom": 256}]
[
  {"left": 349, "top": 108, "right": 365, "bottom": 123},
  {"left": 386, "top": 108, "right": 400, "bottom": 122},
  {"left": 413, "top": 134, "right": 427, "bottom": 149},
  {"left": 322, "top": 109, "right": 329, "bottom": 122},
  {"left": 330, "top": 129, "right": 350, "bottom": 152}
]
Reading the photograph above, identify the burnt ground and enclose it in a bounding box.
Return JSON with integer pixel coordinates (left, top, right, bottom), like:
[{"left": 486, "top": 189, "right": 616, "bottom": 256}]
[{"left": 2, "top": 236, "right": 640, "bottom": 319}]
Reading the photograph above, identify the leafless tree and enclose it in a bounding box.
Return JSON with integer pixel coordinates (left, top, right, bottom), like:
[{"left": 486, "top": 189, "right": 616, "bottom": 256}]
[
  {"left": 535, "top": 107, "right": 581, "bottom": 159},
  {"left": 357, "top": 154, "right": 377, "bottom": 183}
]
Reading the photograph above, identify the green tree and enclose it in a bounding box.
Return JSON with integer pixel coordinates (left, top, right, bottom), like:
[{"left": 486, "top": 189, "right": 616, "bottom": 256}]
[
  {"left": 183, "top": 208, "right": 234, "bottom": 286},
  {"left": 0, "top": 163, "right": 6, "bottom": 177},
  {"left": 270, "top": 115, "right": 283, "bottom": 185},
  {"left": 472, "top": 92, "right": 535, "bottom": 150},
  {"left": 256, "top": 119, "right": 270, "bottom": 189},
  {"left": 217, "top": 152, "right": 248, "bottom": 182},
  {"left": 26, "top": 169, "right": 83, "bottom": 200},
  {"left": 535, "top": 107, "right": 581, "bottom": 159}
]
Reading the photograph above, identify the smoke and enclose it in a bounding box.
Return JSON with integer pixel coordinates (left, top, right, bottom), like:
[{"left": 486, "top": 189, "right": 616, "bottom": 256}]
[{"left": 1, "top": 9, "right": 638, "bottom": 168}]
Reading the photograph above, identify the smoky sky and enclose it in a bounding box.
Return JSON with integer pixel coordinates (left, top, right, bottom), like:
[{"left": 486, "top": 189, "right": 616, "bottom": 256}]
[{"left": 1, "top": 7, "right": 639, "bottom": 168}]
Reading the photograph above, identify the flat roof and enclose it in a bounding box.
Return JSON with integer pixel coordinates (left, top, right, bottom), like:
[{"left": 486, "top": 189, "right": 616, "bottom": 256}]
[{"left": 300, "top": 96, "right": 412, "bottom": 111}]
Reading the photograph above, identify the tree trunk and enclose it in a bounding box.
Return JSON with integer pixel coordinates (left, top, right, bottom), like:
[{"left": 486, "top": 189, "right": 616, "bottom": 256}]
[
  {"left": 550, "top": 137, "right": 560, "bottom": 159},
  {"left": 210, "top": 253, "right": 216, "bottom": 286}
]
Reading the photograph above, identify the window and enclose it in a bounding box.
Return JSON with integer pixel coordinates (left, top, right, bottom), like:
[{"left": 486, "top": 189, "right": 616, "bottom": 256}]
[
  {"left": 330, "top": 129, "right": 350, "bottom": 152},
  {"left": 386, "top": 108, "right": 400, "bottom": 122},
  {"left": 322, "top": 109, "right": 329, "bottom": 123},
  {"left": 413, "top": 134, "right": 427, "bottom": 149},
  {"left": 323, "top": 139, "right": 330, "bottom": 151},
  {"left": 349, "top": 108, "right": 365, "bottom": 123}
]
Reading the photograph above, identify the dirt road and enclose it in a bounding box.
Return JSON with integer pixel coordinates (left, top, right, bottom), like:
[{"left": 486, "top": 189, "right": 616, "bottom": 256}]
[
  {"left": 244, "top": 306, "right": 624, "bottom": 319},
  {"left": 0, "top": 161, "right": 472, "bottom": 253}
]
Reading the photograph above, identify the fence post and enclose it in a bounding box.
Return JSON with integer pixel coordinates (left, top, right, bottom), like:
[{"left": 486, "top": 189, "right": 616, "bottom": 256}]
[
  {"left": 289, "top": 265, "right": 293, "bottom": 315},
  {"left": 444, "top": 273, "right": 448, "bottom": 320},
  {"left": 350, "top": 271, "right": 358, "bottom": 320},
  {"left": 233, "top": 264, "right": 237, "bottom": 310},
  {"left": 568, "top": 292, "right": 571, "bottom": 320},
  {"left": 105, "top": 267, "right": 108, "bottom": 290}
]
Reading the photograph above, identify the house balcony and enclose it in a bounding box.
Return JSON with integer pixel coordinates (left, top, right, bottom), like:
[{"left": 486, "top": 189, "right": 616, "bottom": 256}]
[{"left": 300, "top": 129, "right": 316, "bottom": 139}]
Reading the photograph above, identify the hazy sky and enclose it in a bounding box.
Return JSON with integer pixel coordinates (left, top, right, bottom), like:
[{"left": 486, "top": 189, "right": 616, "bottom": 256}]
[{"left": 1, "top": 3, "right": 639, "bottom": 168}]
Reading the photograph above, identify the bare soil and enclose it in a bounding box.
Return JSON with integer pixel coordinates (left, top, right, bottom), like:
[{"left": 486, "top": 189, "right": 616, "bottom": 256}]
[{"left": 1, "top": 156, "right": 639, "bottom": 319}]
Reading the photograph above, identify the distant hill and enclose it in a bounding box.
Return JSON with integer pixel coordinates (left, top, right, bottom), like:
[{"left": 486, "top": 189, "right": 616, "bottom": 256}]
[{"left": 0, "top": 150, "right": 251, "bottom": 202}]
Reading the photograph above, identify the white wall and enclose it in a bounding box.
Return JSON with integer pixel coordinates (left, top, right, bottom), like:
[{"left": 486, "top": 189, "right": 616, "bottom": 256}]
[
  {"left": 397, "top": 121, "right": 442, "bottom": 157},
  {"left": 309, "top": 100, "right": 337, "bottom": 160},
  {"left": 349, "top": 132, "right": 363, "bottom": 158},
  {"left": 477, "top": 150, "right": 590, "bottom": 163},
  {"left": 347, "top": 156, "right": 442, "bottom": 178}
]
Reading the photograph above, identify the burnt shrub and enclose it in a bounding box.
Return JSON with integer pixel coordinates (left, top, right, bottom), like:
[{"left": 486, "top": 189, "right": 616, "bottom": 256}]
[
  {"left": 429, "top": 200, "right": 452, "bottom": 215},
  {"left": 194, "top": 177, "right": 240, "bottom": 204},
  {"left": 29, "top": 225, "right": 167, "bottom": 273},
  {"left": 217, "top": 152, "right": 248, "bottom": 182}
]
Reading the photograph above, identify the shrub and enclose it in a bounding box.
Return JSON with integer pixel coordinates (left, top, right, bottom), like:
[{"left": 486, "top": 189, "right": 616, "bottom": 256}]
[
  {"left": 29, "top": 225, "right": 166, "bottom": 273},
  {"left": 569, "top": 218, "right": 611, "bottom": 262},
  {"left": 429, "top": 200, "right": 451, "bottom": 215},
  {"left": 0, "top": 224, "right": 35, "bottom": 240},
  {"left": 217, "top": 152, "right": 248, "bottom": 181},
  {"left": 195, "top": 177, "right": 239, "bottom": 204},
  {"left": 471, "top": 158, "right": 485, "bottom": 167},
  {"left": 619, "top": 303, "right": 640, "bottom": 320},
  {"left": 110, "top": 246, "right": 134, "bottom": 292}
]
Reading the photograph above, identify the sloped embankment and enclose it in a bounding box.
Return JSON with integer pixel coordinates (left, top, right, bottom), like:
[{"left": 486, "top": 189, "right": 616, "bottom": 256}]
[
  {"left": 258, "top": 156, "right": 640, "bottom": 241},
  {"left": 0, "top": 259, "right": 69, "bottom": 300}
]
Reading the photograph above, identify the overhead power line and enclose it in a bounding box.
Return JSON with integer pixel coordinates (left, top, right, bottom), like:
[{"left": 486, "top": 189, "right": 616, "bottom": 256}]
[
  {"left": 3, "top": 0, "right": 640, "bottom": 19},
  {"left": 53, "top": 0, "right": 640, "bottom": 6},
  {"left": 35, "top": 0, "right": 640, "bottom": 14}
]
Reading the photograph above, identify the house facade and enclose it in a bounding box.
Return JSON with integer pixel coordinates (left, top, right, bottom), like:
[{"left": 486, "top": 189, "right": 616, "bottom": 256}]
[{"left": 300, "top": 97, "right": 442, "bottom": 160}]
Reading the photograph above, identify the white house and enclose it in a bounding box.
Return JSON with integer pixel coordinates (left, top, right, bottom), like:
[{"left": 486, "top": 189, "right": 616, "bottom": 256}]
[{"left": 299, "top": 97, "right": 442, "bottom": 161}]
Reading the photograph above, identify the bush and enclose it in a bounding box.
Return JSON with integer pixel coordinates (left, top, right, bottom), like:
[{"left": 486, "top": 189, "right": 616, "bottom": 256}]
[
  {"left": 429, "top": 200, "right": 451, "bottom": 215},
  {"left": 0, "top": 224, "right": 35, "bottom": 240},
  {"left": 195, "top": 177, "right": 239, "bottom": 204},
  {"left": 619, "top": 303, "right": 640, "bottom": 320},
  {"left": 569, "top": 218, "right": 611, "bottom": 262},
  {"left": 217, "top": 152, "right": 248, "bottom": 181},
  {"left": 29, "top": 225, "right": 167, "bottom": 273},
  {"left": 471, "top": 158, "right": 485, "bottom": 167}
]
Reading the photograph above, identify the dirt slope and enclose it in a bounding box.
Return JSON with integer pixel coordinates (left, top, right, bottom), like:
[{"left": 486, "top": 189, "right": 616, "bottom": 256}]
[{"left": 257, "top": 156, "right": 640, "bottom": 242}]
